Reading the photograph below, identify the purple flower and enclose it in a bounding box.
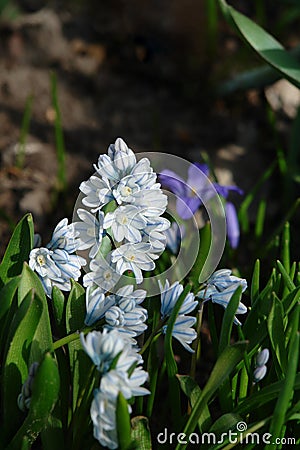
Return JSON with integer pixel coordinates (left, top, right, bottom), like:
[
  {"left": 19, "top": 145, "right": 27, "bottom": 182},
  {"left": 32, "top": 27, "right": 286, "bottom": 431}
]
[
  {"left": 159, "top": 163, "right": 243, "bottom": 248},
  {"left": 225, "top": 202, "right": 240, "bottom": 249}
]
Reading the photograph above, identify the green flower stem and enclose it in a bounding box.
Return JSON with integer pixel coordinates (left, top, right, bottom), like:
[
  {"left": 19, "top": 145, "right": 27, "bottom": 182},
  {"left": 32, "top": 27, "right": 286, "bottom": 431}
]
[
  {"left": 140, "top": 319, "right": 166, "bottom": 356},
  {"left": 190, "top": 300, "right": 204, "bottom": 380},
  {"left": 53, "top": 327, "right": 93, "bottom": 350}
]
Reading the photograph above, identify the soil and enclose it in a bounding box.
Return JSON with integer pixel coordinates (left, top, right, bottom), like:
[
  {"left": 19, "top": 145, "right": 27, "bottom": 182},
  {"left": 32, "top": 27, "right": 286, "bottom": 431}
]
[{"left": 1, "top": 1, "right": 285, "bottom": 254}]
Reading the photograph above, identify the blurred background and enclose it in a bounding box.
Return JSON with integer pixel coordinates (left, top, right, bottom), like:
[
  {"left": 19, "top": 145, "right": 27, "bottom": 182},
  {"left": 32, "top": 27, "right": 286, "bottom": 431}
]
[{"left": 0, "top": 0, "right": 299, "bottom": 272}]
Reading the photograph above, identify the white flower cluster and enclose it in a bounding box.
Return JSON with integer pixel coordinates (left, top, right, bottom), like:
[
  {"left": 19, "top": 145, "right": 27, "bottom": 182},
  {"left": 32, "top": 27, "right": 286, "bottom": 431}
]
[
  {"left": 84, "top": 284, "right": 148, "bottom": 340},
  {"left": 76, "top": 137, "right": 170, "bottom": 287},
  {"left": 81, "top": 329, "right": 149, "bottom": 449},
  {"left": 29, "top": 219, "right": 86, "bottom": 297}
]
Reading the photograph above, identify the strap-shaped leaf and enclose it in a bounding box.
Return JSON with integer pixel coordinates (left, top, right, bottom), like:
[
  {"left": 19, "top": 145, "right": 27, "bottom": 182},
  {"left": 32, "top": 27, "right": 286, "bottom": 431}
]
[
  {"left": 116, "top": 392, "right": 132, "bottom": 450},
  {"left": 18, "top": 263, "right": 53, "bottom": 360},
  {"left": 175, "top": 341, "right": 248, "bottom": 450},
  {"left": 234, "top": 373, "right": 300, "bottom": 416},
  {"left": 164, "top": 284, "right": 192, "bottom": 428},
  {"left": 0, "top": 214, "right": 33, "bottom": 288},
  {"left": 0, "top": 276, "right": 21, "bottom": 351},
  {"left": 66, "top": 280, "right": 88, "bottom": 411},
  {"left": 267, "top": 294, "right": 288, "bottom": 375},
  {"left": 267, "top": 307, "right": 300, "bottom": 448},
  {"left": 218, "top": 285, "right": 243, "bottom": 355},
  {"left": 5, "top": 353, "right": 60, "bottom": 449},
  {"left": 177, "top": 375, "right": 211, "bottom": 432},
  {"left": 52, "top": 286, "right": 66, "bottom": 335},
  {"left": 219, "top": 0, "right": 300, "bottom": 88},
  {"left": 1, "top": 289, "right": 43, "bottom": 443}
]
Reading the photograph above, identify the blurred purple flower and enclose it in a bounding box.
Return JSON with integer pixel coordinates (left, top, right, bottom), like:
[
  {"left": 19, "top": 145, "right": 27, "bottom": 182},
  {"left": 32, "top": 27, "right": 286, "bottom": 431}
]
[
  {"left": 225, "top": 202, "right": 240, "bottom": 249},
  {"left": 159, "top": 163, "right": 243, "bottom": 248}
]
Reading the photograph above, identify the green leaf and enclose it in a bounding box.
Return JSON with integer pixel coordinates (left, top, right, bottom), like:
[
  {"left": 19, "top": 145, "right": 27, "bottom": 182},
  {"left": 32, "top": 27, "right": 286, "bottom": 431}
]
[
  {"left": 1, "top": 289, "right": 43, "bottom": 443},
  {"left": 18, "top": 264, "right": 53, "bottom": 360},
  {"left": 175, "top": 341, "right": 248, "bottom": 450},
  {"left": 266, "top": 310, "right": 300, "bottom": 448},
  {"left": 189, "top": 224, "right": 211, "bottom": 287},
  {"left": 6, "top": 353, "right": 60, "bottom": 449},
  {"left": 116, "top": 392, "right": 132, "bottom": 450},
  {"left": 283, "top": 286, "right": 300, "bottom": 315},
  {"left": 238, "top": 161, "right": 276, "bottom": 233},
  {"left": 0, "top": 214, "right": 33, "bottom": 288},
  {"left": 164, "top": 284, "right": 192, "bottom": 427},
  {"left": 277, "top": 260, "right": 296, "bottom": 292},
  {"left": 251, "top": 259, "right": 260, "bottom": 305},
  {"left": 219, "top": 0, "right": 300, "bottom": 87},
  {"left": 18, "top": 263, "right": 45, "bottom": 306},
  {"left": 131, "top": 416, "right": 152, "bottom": 450},
  {"left": 255, "top": 199, "right": 266, "bottom": 239},
  {"left": 52, "top": 286, "right": 66, "bottom": 334},
  {"left": 267, "top": 293, "right": 287, "bottom": 375},
  {"left": 209, "top": 412, "right": 244, "bottom": 435},
  {"left": 66, "top": 280, "right": 87, "bottom": 411},
  {"left": 0, "top": 276, "right": 21, "bottom": 350},
  {"left": 177, "top": 375, "right": 211, "bottom": 431},
  {"left": 218, "top": 285, "right": 243, "bottom": 355},
  {"left": 234, "top": 373, "right": 300, "bottom": 416},
  {"left": 281, "top": 222, "right": 290, "bottom": 273}
]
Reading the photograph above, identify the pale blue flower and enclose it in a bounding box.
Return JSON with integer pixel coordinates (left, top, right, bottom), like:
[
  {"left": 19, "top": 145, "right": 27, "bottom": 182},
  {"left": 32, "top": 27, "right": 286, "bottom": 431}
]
[
  {"left": 159, "top": 280, "right": 198, "bottom": 352},
  {"left": 91, "top": 364, "right": 149, "bottom": 449},
  {"left": 103, "top": 205, "right": 147, "bottom": 243},
  {"left": 159, "top": 280, "right": 198, "bottom": 318},
  {"left": 90, "top": 390, "right": 119, "bottom": 449},
  {"left": 51, "top": 249, "right": 85, "bottom": 282},
  {"left": 162, "top": 315, "right": 197, "bottom": 353},
  {"left": 111, "top": 242, "right": 159, "bottom": 284},
  {"left": 141, "top": 217, "right": 170, "bottom": 245},
  {"left": 83, "top": 256, "right": 121, "bottom": 292},
  {"left": 95, "top": 138, "right": 136, "bottom": 183},
  {"left": 130, "top": 157, "right": 157, "bottom": 189},
  {"left": 73, "top": 209, "right": 105, "bottom": 258},
  {"left": 256, "top": 348, "right": 269, "bottom": 367},
  {"left": 80, "top": 329, "right": 129, "bottom": 374},
  {"left": 112, "top": 175, "right": 141, "bottom": 204},
  {"left": 30, "top": 217, "right": 87, "bottom": 297},
  {"left": 165, "top": 222, "right": 185, "bottom": 254},
  {"left": 253, "top": 365, "right": 267, "bottom": 383},
  {"left": 84, "top": 325, "right": 149, "bottom": 449},
  {"left": 197, "top": 270, "right": 248, "bottom": 325},
  {"left": 29, "top": 247, "right": 61, "bottom": 280},
  {"left": 84, "top": 285, "right": 115, "bottom": 326},
  {"left": 131, "top": 188, "right": 168, "bottom": 213},
  {"left": 206, "top": 269, "right": 247, "bottom": 292},
  {"left": 29, "top": 247, "right": 85, "bottom": 297},
  {"left": 113, "top": 285, "right": 147, "bottom": 305},
  {"left": 80, "top": 174, "right": 113, "bottom": 212},
  {"left": 46, "top": 218, "right": 78, "bottom": 253},
  {"left": 105, "top": 304, "right": 148, "bottom": 338},
  {"left": 253, "top": 348, "right": 269, "bottom": 383},
  {"left": 101, "top": 368, "right": 149, "bottom": 401},
  {"left": 96, "top": 285, "right": 148, "bottom": 337}
]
